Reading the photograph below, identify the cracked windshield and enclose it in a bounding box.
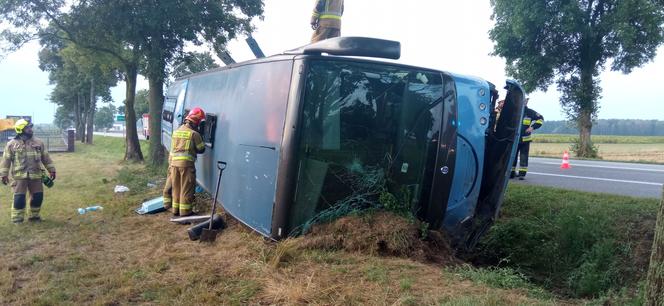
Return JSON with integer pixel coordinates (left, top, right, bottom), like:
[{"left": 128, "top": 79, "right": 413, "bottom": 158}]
[{"left": 289, "top": 60, "right": 444, "bottom": 234}]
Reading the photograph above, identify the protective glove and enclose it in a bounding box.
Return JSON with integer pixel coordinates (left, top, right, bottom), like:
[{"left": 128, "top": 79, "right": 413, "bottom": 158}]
[
  {"left": 310, "top": 17, "right": 319, "bottom": 30},
  {"left": 1, "top": 176, "right": 8, "bottom": 185},
  {"left": 49, "top": 171, "right": 56, "bottom": 180}
]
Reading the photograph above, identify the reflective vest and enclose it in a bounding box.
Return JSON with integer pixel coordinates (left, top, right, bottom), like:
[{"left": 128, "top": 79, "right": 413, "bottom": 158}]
[
  {"left": 312, "top": 0, "right": 344, "bottom": 29},
  {"left": 1, "top": 136, "right": 56, "bottom": 180},
  {"left": 520, "top": 107, "right": 544, "bottom": 142},
  {"left": 169, "top": 123, "right": 205, "bottom": 167}
]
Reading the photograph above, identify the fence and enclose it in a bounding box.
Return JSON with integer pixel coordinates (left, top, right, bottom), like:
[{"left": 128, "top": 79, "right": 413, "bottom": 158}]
[{"left": 0, "top": 125, "right": 74, "bottom": 153}]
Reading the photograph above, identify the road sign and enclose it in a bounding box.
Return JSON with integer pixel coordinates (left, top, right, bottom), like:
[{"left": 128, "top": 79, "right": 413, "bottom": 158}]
[{"left": 116, "top": 115, "right": 125, "bottom": 122}]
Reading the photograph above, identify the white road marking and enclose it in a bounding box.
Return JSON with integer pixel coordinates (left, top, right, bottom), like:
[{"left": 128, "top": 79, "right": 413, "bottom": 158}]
[
  {"left": 528, "top": 171, "right": 664, "bottom": 186},
  {"left": 533, "top": 161, "right": 664, "bottom": 173}
]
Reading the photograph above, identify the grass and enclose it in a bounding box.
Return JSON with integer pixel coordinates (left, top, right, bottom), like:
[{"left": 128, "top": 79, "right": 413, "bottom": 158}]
[
  {"left": 0, "top": 136, "right": 656, "bottom": 305},
  {"left": 533, "top": 134, "right": 664, "bottom": 144},
  {"left": 472, "top": 184, "right": 659, "bottom": 299},
  {"left": 0, "top": 136, "right": 557, "bottom": 305},
  {"left": 530, "top": 134, "right": 664, "bottom": 163}
]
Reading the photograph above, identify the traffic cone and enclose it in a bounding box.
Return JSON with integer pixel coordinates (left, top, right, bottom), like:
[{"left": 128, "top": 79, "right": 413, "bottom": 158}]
[{"left": 560, "top": 151, "right": 571, "bottom": 169}]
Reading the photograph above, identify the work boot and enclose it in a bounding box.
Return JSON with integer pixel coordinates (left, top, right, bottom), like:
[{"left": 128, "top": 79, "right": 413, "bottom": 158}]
[
  {"left": 12, "top": 219, "right": 23, "bottom": 224},
  {"left": 510, "top": 171, "right": 517, "bottom": 179},
  {"left": 28, "top": 216, "right": 42, "bottom": 223},
  {"left": 518, "top": 176, "right": 525, "bottom": 180}
]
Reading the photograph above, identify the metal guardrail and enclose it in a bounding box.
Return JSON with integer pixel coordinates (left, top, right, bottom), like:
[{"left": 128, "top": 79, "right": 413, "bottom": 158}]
[{"left": 0, "top": 127, "right": 72, "bottom": 153}]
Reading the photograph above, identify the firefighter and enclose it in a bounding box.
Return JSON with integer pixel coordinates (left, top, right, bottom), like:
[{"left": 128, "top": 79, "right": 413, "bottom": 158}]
[
  {"left": 1, "top": 119, "right": 56, "bottom": 223},
  {"left": 310, "top": 0, "right": 344, "bottom": 43},
  {"left": 166, "top": 107, "right": 206, "bottom": 216},
  {"left": 511, "top": 98, "right": 543, "bottom": 180}
]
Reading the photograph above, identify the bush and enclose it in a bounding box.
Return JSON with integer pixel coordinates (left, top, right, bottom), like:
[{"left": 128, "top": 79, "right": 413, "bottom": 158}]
[{"left": 471, "top": 184, "right": 658, "bottom": 298}]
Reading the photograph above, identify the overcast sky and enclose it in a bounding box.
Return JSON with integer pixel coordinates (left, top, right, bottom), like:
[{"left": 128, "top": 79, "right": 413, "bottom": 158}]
[{"left": 1, "top": 0, "right": 663, "bottom": 123}]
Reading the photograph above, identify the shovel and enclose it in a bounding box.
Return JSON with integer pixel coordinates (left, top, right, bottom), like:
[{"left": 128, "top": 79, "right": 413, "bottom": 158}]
[{"left": 200, "top": 161, "right": 227, "bottom": 242}]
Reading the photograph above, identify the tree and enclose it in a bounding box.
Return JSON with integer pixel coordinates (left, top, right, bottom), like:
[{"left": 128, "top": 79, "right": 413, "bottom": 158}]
[
  {"left": 489, "top": 0, "right": 664, "bottom": 157},
  {"left": 38, "top": 36, "right": 117, "bottom": 144},
  {"left": 94, "top": 105, "right": 116, "bottom": 131},
  {"left": 645, "top": 187, "right": 664, "bottom": 305},
  {"left": 135, "top": 0, "right": 263, "bottom": 166},
  {"left": 172, "top": 52, "right": 220, "bottom": 78},
  {"left": 1, "top": 1, "right": 144, "bottom": 160},
  {"left": 134, "top": 89, "right": 149, "bottom": 116}
]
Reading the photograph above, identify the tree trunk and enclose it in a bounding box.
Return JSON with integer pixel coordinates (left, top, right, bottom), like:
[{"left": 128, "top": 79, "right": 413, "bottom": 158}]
[
  {"left": 123, "top": 64, "right": 144, "bottom": 162},
  {"left": 575, "top": 56, "right": 598, "bottom": 158},
  {"left": 85, "top": 77, "right": 95, "bottom": 144},
  {"left": 645, "top": 187, "right": 664, "bottom": 305},
  {"left": 75, "top": 93, "right": 84, "bottom": 141},
  {"left": 577, "top": 111, "right": 593, "bottom": 157},
  {"left": 148, "top": 75, "right": 165, "bottom": 166}
]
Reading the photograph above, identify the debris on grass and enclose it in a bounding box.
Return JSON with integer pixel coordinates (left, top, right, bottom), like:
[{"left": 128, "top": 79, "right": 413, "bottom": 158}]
[{"left": 114, "top": 185, "right": 130, "bottom": 193}]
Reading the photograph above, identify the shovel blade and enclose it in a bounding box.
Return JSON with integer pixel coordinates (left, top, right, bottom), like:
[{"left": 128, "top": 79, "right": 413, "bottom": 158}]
[{"left": 200, "top": 228, "right": 219, "bottom": 242}]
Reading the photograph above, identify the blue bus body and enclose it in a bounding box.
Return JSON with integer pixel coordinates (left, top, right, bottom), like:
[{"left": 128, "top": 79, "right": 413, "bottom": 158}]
[{"left": 162, "top": 37, "right": 525, "bottom": 247}]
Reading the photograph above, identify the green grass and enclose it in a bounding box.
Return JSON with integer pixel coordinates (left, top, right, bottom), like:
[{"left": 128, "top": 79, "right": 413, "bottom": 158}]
[
  {"left": 0, "top": 136, "right": 656, "bottom": 305},
  {"left": 472, "top": 184, "right": 659, "bottom": 299}
]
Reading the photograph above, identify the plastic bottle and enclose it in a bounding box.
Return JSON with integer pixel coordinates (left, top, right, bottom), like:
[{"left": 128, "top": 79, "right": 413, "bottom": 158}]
[{"left": 77, "top": 205, "right": 104, "bottom": 215}]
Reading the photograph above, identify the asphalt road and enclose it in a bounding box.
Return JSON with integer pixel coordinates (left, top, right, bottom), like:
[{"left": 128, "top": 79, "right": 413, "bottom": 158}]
[{"left": 512, "top": 157, "right": 664, "bottom": 199}]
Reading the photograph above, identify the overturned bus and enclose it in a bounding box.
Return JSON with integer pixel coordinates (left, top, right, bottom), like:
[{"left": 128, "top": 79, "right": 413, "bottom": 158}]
[{"left": 162, "top": 37, "right": 525, "bottom": 249}]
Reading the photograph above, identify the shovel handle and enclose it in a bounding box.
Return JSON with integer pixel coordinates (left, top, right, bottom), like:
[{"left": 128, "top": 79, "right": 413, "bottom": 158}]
[{"left": 217, "top": 161, "right": 227, "bottom": 171}]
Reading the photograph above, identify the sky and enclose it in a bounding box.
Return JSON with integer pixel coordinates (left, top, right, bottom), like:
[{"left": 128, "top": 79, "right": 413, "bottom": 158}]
[{"left": 1, "top": 0, "right": 663, "bottom": 124}]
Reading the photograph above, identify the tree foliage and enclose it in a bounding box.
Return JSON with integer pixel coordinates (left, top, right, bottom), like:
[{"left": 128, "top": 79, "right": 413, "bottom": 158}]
[
  {"left": 38, "top": 36, "right": 118, "bottom": 143},
  {"left": 490, "top": 0, "right": 664, "bottom": 156},
  {"left": 172, "top": 52, "right": 220, "bottom": 79},
  {"left": 1, "top": 0, "right": 264, "bottom": 162},
  {"left": 94, "top": 105, "right": 116, "bottom": 131}
]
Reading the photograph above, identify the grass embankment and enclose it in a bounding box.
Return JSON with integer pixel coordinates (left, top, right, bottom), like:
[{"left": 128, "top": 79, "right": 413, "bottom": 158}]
[
  {"left": 0, "top": 136, "right": 657, "bottom": 305},
  {"left": 0, "top": 136, "right": 554, "bottom": 305},
  {"left": 530, "top": 134, "right": 664, "bottom": 163},
  {"left": 470, "top": 184, "right": 659, "bottom": 304}
]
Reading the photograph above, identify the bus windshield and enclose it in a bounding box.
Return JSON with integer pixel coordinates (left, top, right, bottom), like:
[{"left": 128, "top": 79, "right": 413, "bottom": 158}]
[{"left": 289, "top": 59, "right": 445, "bottom": 234}]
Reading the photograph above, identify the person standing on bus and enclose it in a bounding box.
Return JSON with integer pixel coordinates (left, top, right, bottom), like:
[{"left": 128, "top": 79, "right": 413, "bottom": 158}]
[
  {"left": 166, "top": 108, "right": 206, "bottom": 216},
  {"left": 310, "top": 0, "right": 344, "bottom": 43},
  {"left": 511, "top": 98, "right": 543, "bottom": 180}
]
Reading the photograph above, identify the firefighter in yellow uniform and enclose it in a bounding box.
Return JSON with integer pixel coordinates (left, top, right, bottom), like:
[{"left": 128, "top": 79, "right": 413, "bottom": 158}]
[
  {"left": 1, "top": 119, "right": 56, "bottom": 223},
  {"left": 165, "top": 107, "right": 206, "bottom": 216},
  {"left": 310, "top": 0, "right": 344, "bottom": 43}
]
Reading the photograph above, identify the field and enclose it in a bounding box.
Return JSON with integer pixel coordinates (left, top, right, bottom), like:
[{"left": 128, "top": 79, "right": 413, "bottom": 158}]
[
  {"left": 531, "top": 134, "right": 664, "bottom": 163},
  {"left": 0, "top": 136, "right": 657, "bottom": 305}
]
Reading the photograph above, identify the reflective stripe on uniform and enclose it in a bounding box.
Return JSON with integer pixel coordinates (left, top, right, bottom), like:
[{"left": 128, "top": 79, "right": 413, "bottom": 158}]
[
  {"left": 535, "top": 119, "right": 543, "bottom": 125},
  {"left": 522, "top": 118, "right": 532, "bottom": 125},
  {"left": 522, "top": 135, "right": 533, "bottom": 142},
  {"left": 319, "top": 14, "right": 341, "bottom": 20},
  {"left": 173, "top": 131, "right": 192, "bottom": 139},
  {"left": 518, "top": 167, "right": 528, "bottom": 172},
  {"left": 173, "top": 202, "right": 180, "bottom": 209},
  {"left": 179, "top": 203, "right": 192, "bottom": 210},
  {"left": 196, "top": 142, "right": 205, "bottom": 151},
  {"left": 29, "top": 207, "right": 40, "bottom": 218},
  {"left": 11, "top": 208, "right": 25, "bottom": 222},
  {"left": 171, "top": 152, "right": 194, "bottom": 161}
]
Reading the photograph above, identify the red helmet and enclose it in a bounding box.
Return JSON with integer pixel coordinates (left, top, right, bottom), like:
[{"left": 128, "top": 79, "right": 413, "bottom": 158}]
[{"left": 185, "top": 107, "right": 206, "bottom": 126}]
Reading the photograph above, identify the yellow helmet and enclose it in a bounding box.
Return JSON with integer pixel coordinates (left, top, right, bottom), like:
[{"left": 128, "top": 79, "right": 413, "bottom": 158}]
[{"left": 14, "top": 119, "right": 32, "bottom": 134}]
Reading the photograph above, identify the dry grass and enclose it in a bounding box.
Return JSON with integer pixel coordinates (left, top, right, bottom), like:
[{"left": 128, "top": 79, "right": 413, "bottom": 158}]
[
  {"left": 530, "top": 143, "right": 664, "bottom": 163},
  {"left": 0, "top": 136, "right": 563, "bottom": 305}
]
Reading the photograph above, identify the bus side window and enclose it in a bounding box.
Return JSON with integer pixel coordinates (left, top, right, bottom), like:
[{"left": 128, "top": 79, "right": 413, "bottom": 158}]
[{"left": 201, "top": 114, "right": 217, "bottom": 148}]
